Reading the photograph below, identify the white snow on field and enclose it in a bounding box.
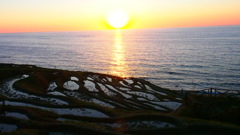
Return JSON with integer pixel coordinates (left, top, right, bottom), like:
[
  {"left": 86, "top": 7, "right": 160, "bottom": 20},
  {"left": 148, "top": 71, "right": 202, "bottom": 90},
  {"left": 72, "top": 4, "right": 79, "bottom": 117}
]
[
  {"left": 129, "top": 121, "right": 175, "bottom": 129},
  {"left": 0, "top": 123, "right": 17, "bottom": 133},
  {"left": 91, "top": 99, "right": 115, "bottom": 108},
  {"left": 97, "top": 83, "right": 116, "bottom": 96},
  {"left": 119, "top": 81, "right": 129, "bottom": 87},
  {"left": 62, "top": 91, "right": 79, "bottom": 98},
  {"left": 175, "top": 98, "right": 182, "bottom": 101},
  {"left": 63, "top": 81, "right": 79, "bottom": 91},
  {"left": 84, "top": 80, "right": 98, "bottom": 92},
  {"left": 22, "top": 74, "right": 29, "bottom": 78},
  {"left": 145, "top": 85, "right": 168, "bottom": 96},
  {"left": 106, "top": 77, "right": 112, "bottom": 82},
  {"left": 106, "top": 85, "right": 132, "bottom": 99},
  {"left": 134, "top": 85, "right": 142, "bottom": 89},
  {"left": 55, "top": 108, "right": 109, "bottom": 118},
  {"left": 71, "top": 77, "right": 79, "bottom": 81},
  {"left": 144, "top": 103, "right": 167, "bottom": 111},
  {"left": 150, "top": 101, "right": 182, "bottom": 110},
  {"left": 6, "top": 112, "right": 29, "bottom": 120},
  {"left": 57, "top": 118, "right": 79, "bottom": 122},
  {"left": 124, "top": 79, "right": 134, "bottom": 84},
  {"left": 137, "top": 82, "right": 143, "bottom": 86},
  {"left": 0, "top": 76, "right": 68, "bottom": 105},
  {"left": 47, "top": 82, "right": 57, "bottom": 91},
  {"left": 126, "top": 100, "right": 142, "bottom": 108},
  {"left": 127, "top": 91, "right": 157, "bottom": 100},
  {"left": 155, "top": 91, "right": 168, "bottom": 96},
  {"left": 102, "top": 123, "right": 122, "bottom": 128},
  {"left": 90, "top": 75, "right": 99, "bottom": 80},
  {"left": 103, "top": 120, "right": 175, "bottom": 129},
  {"left": 62, "top": 91, "right": 92, "bottom": 101},
  {"left": 150, "top": 90, "right": 168, "bottom": 96},
  {"left": 5, "top": 101, "right": 109, "bottom": 118},
  {"left": 137, "top": 97, "right": 147, "bottom": 101},
  {"left": 145, "top": 85, "right": 153, "bottom": 91},
  {"left": 87, "top": 77, "right": 94, "bottom": 81},
  {"left": 118, "top": 87, "right": 130, "bottom": 91},
  {"left": 105, "top": 85, "right": 117, "bottom": 91},
  {"left": 101, "top": 78, "right": 107, "bottom": 82},
  {"left": 48, "top": 91, "right": 66, "bottom": 97}
]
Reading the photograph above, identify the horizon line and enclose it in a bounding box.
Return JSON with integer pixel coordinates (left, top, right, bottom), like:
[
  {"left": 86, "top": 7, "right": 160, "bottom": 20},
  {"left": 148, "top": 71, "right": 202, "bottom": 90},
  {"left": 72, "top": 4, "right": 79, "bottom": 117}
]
[{"left": 1, "top": 24, "right": 239, "bottom": 34}]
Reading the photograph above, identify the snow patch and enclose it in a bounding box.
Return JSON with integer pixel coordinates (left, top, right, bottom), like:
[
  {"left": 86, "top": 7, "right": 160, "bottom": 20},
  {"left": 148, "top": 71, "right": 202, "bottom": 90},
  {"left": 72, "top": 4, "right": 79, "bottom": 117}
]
[
  {"left": 97, "top": 83, "right": 116, "bottom": 96},
  {"left": 151, "top": 101, "right": 182, "bottom": 110},
  {"left": 119, "top": 81, "right": 129, "bottom": 87},
  {"left": 145, "top": 85, "right": 168, "bottom": 96},
  {"left": 87, "top": 77, "right": 94, "bottom": 81},
  {"left": 163, "top": 99, "right": 169, "bottom": 101},
  {"left": 137, "top": 82, "right": 143, "bottom": 86},
  {"left": 124, "top": 79, "right": 134, "bottom": 84},
  {"left": 127, "top": 91, "right": 157, "bottom": 100},
  {"left": 101, "top": 78, "right": 107, "bottom": 82},
  {"left": 71, "top": 77, "right": 79, "bottom": 81},
  {"left": 0, "top": 76, "right": 68, "bottom": 105},
  {"left": 106, "top": 77, "right": 112, "bottom": 82},
  {"left": 175, "top": 98, "right": 182, "bottom": 101},
  {"left": 134, "top": 85, "right": 141, "bottom": 89},
  {"left": 48, "top": 91, "right": 66, "bottom": 97},
  {"left": 91, "top": 99, "right": 115, "bottom": 108},
  {"left": 103, "top": 121, "right": 175, "bottom": 129},
  {"left": 5, "top": 101, "right": 109, "bottom": 118},
  {"left": 106, "top": 85, "right": 132, "bottom": 99},
  {"left": 130, "top": 121, "right": 175, "bottom": 129},
  {"left": 47, "top": 82, "right": 57, "bottom": 91},
  {"left": 144, "top": 103, "right": 167, "bottom": 111},
  {"left": 63, "top": 81, "right": 79, "bottom": 91},
  {"left": 22, "top": 74, "right": 29, "bottom": 78},
  {"left": 118, "top": 87, "right": 130, "bottom": 91},
  {"left": 6, "top": 112, "right": 29, "bottom": 120},
  {"left": 155, "top": 91, "right": 168, "bottom": 96},
  {"left": 84, "top": 80, "right": 98, "bottom": 92},
  {"left": 137, "top": 97, "right": 147, "bottom": 101}
]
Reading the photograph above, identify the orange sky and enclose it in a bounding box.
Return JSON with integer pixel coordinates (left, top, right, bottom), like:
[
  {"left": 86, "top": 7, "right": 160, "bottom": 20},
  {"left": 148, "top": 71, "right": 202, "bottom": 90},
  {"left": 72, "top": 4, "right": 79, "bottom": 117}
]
[{"left": 0, "top": 0, "right": 240, "bottom": 33}]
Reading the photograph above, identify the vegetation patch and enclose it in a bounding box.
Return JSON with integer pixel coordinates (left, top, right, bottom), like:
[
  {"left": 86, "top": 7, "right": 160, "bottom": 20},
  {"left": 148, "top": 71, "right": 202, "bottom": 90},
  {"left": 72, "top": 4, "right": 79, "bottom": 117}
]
[{"left": 178, "top": 94, "right": 240, "bottom": 124}]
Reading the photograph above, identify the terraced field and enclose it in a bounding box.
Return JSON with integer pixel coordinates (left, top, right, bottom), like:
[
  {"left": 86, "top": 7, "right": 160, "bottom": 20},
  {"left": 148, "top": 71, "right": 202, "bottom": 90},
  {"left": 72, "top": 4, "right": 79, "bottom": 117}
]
[{"left": 0, "top": 64, "right": 239, "bottom": 135}]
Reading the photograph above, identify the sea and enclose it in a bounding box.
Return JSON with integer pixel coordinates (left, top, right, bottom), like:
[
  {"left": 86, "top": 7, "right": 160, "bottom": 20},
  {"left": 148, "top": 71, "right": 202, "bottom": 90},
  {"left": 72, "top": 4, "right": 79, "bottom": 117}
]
[{"left": 0, "top": 25, "right": 240, "bottom": 91}]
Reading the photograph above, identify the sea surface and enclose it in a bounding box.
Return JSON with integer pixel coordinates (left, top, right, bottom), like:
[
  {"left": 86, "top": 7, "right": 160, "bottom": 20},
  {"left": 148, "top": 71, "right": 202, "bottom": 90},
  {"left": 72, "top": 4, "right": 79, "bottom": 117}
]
[{"left": 0, "top": 26, "right": 240, "bottom": 90}]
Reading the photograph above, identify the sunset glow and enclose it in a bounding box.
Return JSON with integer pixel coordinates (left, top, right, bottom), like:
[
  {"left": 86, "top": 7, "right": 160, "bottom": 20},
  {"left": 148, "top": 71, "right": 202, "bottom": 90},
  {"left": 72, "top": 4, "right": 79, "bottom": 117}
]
[
  {"left": 106, "top": 10, "right": 129, "bottom": 29},
  {"left": 0, "top": 0, "right": 240, "bottom": 33}
]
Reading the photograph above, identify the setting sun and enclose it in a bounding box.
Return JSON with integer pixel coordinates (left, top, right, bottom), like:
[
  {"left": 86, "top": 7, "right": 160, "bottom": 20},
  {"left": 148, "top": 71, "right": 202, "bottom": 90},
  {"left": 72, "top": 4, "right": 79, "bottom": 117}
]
[{"left": 106, "top": 9, "right": 129, "bottom": 29}]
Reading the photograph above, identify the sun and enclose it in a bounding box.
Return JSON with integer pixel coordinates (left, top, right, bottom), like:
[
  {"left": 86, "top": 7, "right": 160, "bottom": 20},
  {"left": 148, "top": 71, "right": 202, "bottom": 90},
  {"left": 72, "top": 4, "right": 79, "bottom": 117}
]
[{"left": 106, "top": 9, "right": 129, "bottom": 29}]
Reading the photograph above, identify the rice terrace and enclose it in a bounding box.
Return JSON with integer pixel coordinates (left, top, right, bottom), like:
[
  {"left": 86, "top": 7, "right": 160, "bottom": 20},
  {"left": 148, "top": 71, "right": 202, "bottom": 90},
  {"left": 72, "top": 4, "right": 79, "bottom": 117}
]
[{"left": 0, "top": 63, "right": 239, "bottom": 135}]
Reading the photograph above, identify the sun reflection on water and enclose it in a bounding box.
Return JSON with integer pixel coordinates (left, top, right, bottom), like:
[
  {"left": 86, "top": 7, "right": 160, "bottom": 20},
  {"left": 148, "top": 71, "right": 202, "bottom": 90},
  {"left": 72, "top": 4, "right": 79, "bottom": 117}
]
[{"left": 110, "top": 30, "right": 128, "bottom": 77}]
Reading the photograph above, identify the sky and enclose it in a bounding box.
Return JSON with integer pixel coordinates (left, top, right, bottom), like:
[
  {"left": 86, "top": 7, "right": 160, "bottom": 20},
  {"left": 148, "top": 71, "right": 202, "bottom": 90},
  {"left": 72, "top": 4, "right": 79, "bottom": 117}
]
[{"left": 0, "top": 0, "right": 240, "bottom": 33}]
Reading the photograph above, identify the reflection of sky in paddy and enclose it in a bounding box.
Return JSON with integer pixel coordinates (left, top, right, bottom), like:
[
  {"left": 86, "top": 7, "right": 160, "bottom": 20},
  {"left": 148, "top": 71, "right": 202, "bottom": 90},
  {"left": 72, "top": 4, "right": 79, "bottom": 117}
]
[{"left": 110, "top": 30, "right": 128, "bottom": 77}]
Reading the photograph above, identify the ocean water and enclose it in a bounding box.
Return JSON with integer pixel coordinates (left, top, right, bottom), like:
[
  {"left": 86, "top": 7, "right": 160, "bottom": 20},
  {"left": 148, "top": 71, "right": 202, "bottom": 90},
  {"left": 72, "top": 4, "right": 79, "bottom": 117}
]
[{"left": 0, "top": 26, "right": 240, "bottom": 90}]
